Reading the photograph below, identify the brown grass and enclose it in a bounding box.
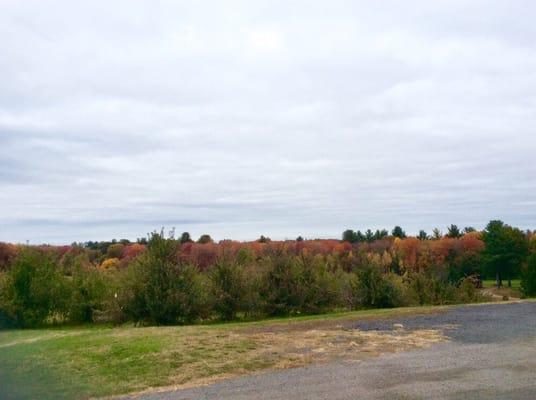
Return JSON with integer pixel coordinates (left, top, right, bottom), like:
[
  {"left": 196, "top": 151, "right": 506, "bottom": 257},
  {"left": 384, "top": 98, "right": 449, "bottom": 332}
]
[{"left": 122, "top": 321, "right": 447, "bottom": 398}]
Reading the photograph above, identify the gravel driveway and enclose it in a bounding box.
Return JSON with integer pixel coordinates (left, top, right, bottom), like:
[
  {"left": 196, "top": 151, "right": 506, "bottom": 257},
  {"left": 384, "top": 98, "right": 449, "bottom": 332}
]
[{"left": 129, "top": 301, "right": 536, "bottom": 400}]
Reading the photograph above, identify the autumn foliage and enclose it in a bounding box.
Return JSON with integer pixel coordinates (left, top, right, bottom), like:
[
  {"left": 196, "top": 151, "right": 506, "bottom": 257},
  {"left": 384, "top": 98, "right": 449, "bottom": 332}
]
[{"left": 0, "top": 223, "right": 532, "bottom": 328}]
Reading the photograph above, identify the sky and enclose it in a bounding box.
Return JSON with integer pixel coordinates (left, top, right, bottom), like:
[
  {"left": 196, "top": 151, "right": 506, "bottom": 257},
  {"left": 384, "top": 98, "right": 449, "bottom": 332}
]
[{"left": 1, "top": 0, "right": 535, "bottom": 244}]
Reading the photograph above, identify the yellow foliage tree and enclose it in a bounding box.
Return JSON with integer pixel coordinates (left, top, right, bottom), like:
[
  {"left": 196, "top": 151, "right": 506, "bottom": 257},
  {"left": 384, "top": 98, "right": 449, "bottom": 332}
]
[{"left": 99, "top": 257, "right": 120, "bottom": 271}]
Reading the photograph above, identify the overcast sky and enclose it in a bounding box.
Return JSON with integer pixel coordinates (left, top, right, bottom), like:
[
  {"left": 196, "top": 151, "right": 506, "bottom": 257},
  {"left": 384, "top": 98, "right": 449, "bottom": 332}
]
[{"left": 1, "top": 0, "right": 535, "bottom": 244}]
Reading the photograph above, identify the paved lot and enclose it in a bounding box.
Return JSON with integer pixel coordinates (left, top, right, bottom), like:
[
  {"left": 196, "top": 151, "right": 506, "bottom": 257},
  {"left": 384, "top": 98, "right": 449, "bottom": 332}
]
[{"left": 132, "top": 302, "right": 536, "bottom": 400}]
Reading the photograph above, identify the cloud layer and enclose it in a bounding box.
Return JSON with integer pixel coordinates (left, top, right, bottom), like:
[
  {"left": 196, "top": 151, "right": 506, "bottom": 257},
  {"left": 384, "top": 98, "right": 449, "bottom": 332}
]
[{"left": 1, "top": 0, "right": 535, "bottom": 243}]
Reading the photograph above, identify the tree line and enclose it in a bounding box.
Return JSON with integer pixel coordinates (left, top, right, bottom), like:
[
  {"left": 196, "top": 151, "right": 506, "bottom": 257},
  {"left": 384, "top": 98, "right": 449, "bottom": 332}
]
[{"left": 0, "top": 220, "right": 535, "bottom": 328}]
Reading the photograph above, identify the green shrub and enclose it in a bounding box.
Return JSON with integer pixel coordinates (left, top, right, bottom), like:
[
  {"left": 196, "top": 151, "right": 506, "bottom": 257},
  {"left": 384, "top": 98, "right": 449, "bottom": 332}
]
[
  {"left": 260, "top": 253, "right": 303, "bottom": 316},
  {"left": 455, "top": 277, "right": 484, "bottom": 303},
  {"left": 348, "top": 263, "right": 406, "bottom": 309},
  {"left": 521, "top": 254, "right": 536, "bottom": 297},
  {"left": 119, "top": 232, "right": 208, "bottom": 325},
  {"left": 407, "top": 273, "right": 455, "bottom": 305},
  {"left": 68, "top": 266, "right": 107, "bottom": 324},
  {"left": 295, "top": 255, "right": 342, "bottom": 313},
  {"left": 235, "top": 248, "right": 255, "bottom": 265},
  {"left": 0, "top": 248, "right": 69, "bottom": 328},
  {"left": 0, "top": 273, "right": 15, "bottom": 329},
  {"left": 242, "top": 270, "right": 264, "bottom": 318},
  {"left": 209, "top": 259, "right": 247, "bottom": 320},
  {"left": 407, "top": 272, "right": 482, "bottom": 305}
]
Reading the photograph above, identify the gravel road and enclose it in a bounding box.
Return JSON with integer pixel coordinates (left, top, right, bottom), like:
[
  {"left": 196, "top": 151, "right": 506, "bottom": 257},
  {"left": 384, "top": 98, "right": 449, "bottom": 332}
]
[{"left": 129, "top": 301, "right": 536, "bottom": 400}]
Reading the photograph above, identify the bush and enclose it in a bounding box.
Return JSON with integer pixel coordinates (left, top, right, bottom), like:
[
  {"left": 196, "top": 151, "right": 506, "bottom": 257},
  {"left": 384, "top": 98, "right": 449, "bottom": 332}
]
[
  {"left": 260, "top": 253, "right": 303, "bottom": 316},
  {"left": 295, "top": 255, "right": 342, "bottom": 313},
  {"left": 209, "top": 259, "right": 247, "bottom": 320},
  {"left": 0, "top": 273, "right": 15, "bottom": 329},
  {"left": 348, "top": 263, "right": 406, "bottom": 309},
  {"left": 119, "top": 232, "right": 208, "bottom": 325},
  {"left": 407, "top": 272, "right": 483, "bottom": 305},
  {"left": 407, "top": 273, "right": 456, "bottom": 305},
  {"left": 521, "top": 254, "right": 536, "bottom": 297},
  {"left": 0, "top": 249, "right": 69, "bottom": 328},
  {"left": 68, "top": 266, "right": 107, "bottom": 324},
  {"left": 455, "top": 277, "right": 484, "bottom": 303},
  {"left": 235, "top": 248, "right": 255, "bottom": 265},
  {"left": 59, "top": 249, "right": 92, "bottom": 275}
]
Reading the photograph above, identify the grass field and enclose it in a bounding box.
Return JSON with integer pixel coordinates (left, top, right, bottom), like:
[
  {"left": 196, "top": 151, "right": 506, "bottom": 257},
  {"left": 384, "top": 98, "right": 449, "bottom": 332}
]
[
  {"left": 0, "top": 306, "right": 448, "bottom": 400},
  {"left": 482, "top": 279, "right": 521, "bottom": 289}
]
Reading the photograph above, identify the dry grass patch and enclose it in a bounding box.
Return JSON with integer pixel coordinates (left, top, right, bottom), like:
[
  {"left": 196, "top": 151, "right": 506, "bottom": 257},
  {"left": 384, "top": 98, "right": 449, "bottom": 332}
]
[
  {"left": 125, "top": 325, "right": 446, "bottom": 398},
  {"left": 236, "top": 326, "right": 446, "bottom": 368}
]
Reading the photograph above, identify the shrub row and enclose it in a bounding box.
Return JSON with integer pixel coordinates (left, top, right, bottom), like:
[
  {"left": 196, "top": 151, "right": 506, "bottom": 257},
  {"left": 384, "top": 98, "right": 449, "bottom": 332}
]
[{"left": 0, "top": 232, "right": 489, "bottom": 328}]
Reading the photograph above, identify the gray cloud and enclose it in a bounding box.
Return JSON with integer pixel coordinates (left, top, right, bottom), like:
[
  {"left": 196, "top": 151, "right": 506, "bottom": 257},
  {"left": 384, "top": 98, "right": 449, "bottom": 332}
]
[{"left": 1, "top": 0, "right": 535, "bottom": 243}]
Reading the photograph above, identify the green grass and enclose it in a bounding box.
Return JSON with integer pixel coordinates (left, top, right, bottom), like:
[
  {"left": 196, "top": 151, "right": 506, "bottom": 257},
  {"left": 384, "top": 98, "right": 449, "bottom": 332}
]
[
  {"left": 0, "top": 305, "right": 446, "bottom": 400},
  {"left": 482, "top": 279, "right": 521, "bottom": 289}
]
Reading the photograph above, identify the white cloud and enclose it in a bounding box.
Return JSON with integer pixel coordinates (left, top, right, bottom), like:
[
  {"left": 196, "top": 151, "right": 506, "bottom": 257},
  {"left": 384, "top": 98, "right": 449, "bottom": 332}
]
[{"left": 0, "top": 0, "right": 535, "bottom": 243}]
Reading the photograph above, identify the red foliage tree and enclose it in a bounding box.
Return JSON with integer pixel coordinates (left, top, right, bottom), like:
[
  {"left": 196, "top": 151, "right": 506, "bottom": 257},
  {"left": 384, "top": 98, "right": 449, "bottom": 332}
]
[{"left": 0, "top": 242, "right": 18, "bottom": 271}]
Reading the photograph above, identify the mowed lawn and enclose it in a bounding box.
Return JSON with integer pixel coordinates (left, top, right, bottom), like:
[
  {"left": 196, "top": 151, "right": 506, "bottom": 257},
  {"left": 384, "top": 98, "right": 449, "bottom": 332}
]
[{"left": 0, "top": 306, "right": 447, "bottom": 400}]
